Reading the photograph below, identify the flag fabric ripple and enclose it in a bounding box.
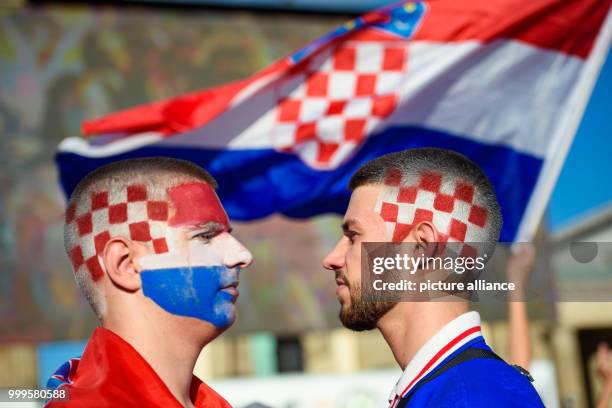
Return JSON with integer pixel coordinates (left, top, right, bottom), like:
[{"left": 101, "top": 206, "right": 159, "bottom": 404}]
[{"left": 56, "top": 0, "right": 612, "bottom": 241}]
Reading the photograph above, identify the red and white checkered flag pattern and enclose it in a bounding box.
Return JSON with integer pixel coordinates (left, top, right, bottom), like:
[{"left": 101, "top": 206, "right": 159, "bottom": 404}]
[
  {"left": 65, "top": 184, "right": 170, "bottom": 281},
  {"left": 272, "top": 41, "right": 408, "bottom": 169},
  {"left": 375, "top": 170, "right": 489, "bottom": 258}
]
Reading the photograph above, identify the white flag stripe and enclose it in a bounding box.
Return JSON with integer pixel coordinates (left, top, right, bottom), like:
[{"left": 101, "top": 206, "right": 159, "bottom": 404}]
[
  {"left": 386, "top": 40, "right": 582, "bottom": 158},
  {"left": 157, "top": 38, "right": 583, "bottom": 161}
]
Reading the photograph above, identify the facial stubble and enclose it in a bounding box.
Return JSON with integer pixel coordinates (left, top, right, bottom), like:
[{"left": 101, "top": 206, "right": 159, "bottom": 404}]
[{"left": 336, "top": 270, "right": 395, "bottom": 331}]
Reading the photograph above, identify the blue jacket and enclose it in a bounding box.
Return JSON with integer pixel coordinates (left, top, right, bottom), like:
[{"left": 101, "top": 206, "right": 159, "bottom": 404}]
[{"left": 398, "top": 338, "right": 545, "bottom": 408}]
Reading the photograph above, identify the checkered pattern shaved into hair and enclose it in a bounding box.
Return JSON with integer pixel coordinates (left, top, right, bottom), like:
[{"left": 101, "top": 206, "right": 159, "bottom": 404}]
[{"left": 350, "top": 148, "right": 502, "bottom": 256}]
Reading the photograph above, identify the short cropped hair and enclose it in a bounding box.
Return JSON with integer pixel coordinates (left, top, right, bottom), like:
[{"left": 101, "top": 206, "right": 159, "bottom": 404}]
[
  {"left": 64, "top": 157, "right": 217, "bottom": 318},
  {"left": 349, "top": 148, "right": 502, "bottom": 246}
]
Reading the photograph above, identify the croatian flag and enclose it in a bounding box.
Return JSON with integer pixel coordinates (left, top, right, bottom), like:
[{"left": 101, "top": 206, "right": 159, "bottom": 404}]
[{"left": 56, "top": 0, "right": 612, "bottom": 242}]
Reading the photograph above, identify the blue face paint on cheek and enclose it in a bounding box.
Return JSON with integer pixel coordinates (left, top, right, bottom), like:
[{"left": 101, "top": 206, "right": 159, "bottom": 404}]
[{"left": 140, "top": 265, "right": 238, "bottom": 328}]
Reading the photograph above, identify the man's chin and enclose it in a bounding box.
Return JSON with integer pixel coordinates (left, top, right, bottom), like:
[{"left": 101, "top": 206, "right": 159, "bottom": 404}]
[
  {"left": 179, "top": 308, "right": 237, "bottom": 332},
  {"left": 339, "top": 312, "right": 375, "bottom": 332},
  {"left": 187, "top": 314, "right": 236, "bottom": 345},
  {"left": 338, "top": 299, "right": 396, "bottom": 332},
  {"left": 339, "top": 304, "right": 376, "bottom": 331},
  {"left": 213, "top": 307, "right": 237, "bottom": 330}
]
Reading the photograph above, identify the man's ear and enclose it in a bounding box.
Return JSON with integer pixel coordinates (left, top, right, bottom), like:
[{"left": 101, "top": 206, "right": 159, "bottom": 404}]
[
  {"left": 102, "top": 237, "right": 145, "bottom": 292},
  {"left": 408, "top": 221, "right": 439, "bottom": 258}
]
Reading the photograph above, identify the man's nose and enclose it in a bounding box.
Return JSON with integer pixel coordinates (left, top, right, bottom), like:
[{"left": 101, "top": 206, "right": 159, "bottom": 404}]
[
  {"left": 323, "top": 239, "right": 347, "bottom": 271},
  {"left": 223, "top": 235, "right": 253, "bottom": 269}
]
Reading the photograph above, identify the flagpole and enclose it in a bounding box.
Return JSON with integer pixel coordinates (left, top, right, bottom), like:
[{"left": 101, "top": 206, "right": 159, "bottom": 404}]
[{"left": 514, "top": 5, "right": 612, "bottom": 243}]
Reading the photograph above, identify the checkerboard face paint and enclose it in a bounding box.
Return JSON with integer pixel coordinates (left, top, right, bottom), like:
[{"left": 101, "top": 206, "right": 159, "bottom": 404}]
[
  {"left": 66, "top": 184, "right": 172, "bottom": 281},
  {"left": 374, "top": 169, "right": 488, "bottom": 257},
  {"left": 138, "top": 181, "right": 249, "bottom": 328},
  {"left": 66, "top": 180, "right": 250, "bottom": 328}
]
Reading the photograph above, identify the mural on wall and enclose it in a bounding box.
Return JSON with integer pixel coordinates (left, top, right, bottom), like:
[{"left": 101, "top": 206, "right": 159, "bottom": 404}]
[{"left": 0, "top": 5, "right": 346, "bottom": 341}]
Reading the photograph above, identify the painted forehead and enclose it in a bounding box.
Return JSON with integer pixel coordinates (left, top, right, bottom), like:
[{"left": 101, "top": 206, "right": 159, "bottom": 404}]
[
  {"left": 65, "top": 180, "right": 228, "bottom": 281},
  {"left": 374, "top": 168, "right": 489, "bottom": 257},
  {"left": 167, "top": 182, "right": 229, "bottom": 229}
]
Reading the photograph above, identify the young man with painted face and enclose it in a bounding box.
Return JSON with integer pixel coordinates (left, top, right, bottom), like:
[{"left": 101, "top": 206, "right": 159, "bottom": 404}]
[
  {"left": 323, "top": 148, "right": 544, "bottom": 407},
  {"left": 46, "top": 158, "right": 252, "bottom": 408}
]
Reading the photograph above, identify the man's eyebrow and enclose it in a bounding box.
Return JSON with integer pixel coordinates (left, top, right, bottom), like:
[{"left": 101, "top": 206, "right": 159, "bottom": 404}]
[
  {"left": 188, "top": 221, "right": 229, "bottom": 232},
  {"left": 342, "top": 218, "right": 359, "bottom": 234}
]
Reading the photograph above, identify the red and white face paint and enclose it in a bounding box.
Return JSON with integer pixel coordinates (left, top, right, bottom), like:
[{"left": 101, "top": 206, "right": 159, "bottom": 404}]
[
  {"left": 137, "top": 181, "right": 240, "bottom": 272},
  {"left": 136, "top": 181, "right": 251, "bottom": 327},
  {"left": 66, "top": 180, "right": 252, "bottom": 327},
  {"left": 66, "top": 184, "right": 171, "bottom": 281},
  {"left": 66, "top": 181, "right": 245, "bottom": 280},
  {"left": 374, "top": 169, "right": 488, "bottom": 257},
  {"left": 167, "top": 182, "right": 229, "bottom": 229}
]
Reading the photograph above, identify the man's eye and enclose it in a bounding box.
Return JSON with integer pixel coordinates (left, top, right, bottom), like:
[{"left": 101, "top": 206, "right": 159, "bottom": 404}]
[
  {"left": 346, "top": 232, "right": 357, "bottom": 244},
  {"left": 194, "top": 232, "right": 217, "bottom": 242}
]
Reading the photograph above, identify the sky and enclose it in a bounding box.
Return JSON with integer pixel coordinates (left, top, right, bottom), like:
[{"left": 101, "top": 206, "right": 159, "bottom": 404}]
[{"left": 547, "top": 49, "right": 612, "bottom": 233}]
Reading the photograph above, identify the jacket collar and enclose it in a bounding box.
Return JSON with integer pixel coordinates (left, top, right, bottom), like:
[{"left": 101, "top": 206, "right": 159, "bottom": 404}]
[{"left": 388, "top": 311, "right": 483, "bottom": 405}]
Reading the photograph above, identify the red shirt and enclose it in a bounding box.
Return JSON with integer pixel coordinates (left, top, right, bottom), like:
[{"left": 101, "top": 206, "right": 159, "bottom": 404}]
[{"left": 46, "top": 327, "right": 231, "bottom": 408}]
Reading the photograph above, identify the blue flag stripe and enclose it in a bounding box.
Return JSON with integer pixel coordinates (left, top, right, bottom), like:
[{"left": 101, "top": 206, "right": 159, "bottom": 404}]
[{"left": 57, "top": 126, "right": 542, "bottom": 241}]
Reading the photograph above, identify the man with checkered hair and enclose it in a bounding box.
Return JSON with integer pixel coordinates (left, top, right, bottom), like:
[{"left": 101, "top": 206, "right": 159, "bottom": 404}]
[
  {"left": 46, "top": 157, "right": 252, "bottom": 407},
  {"left": 323, "top": 148, "right": 544, "bottom": 407}
]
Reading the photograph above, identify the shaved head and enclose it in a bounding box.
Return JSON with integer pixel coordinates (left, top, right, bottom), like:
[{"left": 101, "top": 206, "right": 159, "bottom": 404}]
[
  {"left": 349, "top": 148, "right": 502, "bottom": 253},
  {"left": 64, "top": 157, "right": 218, "bottom": 317}
]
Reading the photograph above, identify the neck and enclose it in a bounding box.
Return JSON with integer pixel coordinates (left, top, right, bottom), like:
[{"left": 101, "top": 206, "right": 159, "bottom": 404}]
[
  {"left": 377, "top": 301, "right": 468, "bottom": 369},
  {"left": 103, "top": 297, "right": 218, "bottom": 408}
]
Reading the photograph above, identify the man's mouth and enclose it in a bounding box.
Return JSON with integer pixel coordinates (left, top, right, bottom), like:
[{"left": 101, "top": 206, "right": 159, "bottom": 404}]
[
  {"left": 335, "top": 271, "right": 349, "bottom": 288},
  {"left": 221, "top": 281, "right": 239, "bottom": 298},
  {"left": 335, "top": 271, "right": 350, "bottom": 299}
]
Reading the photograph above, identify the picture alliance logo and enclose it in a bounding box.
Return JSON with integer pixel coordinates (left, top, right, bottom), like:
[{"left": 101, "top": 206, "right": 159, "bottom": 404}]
[{"left": 371, "top": 252, "right": 489, "bottom": 275}]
